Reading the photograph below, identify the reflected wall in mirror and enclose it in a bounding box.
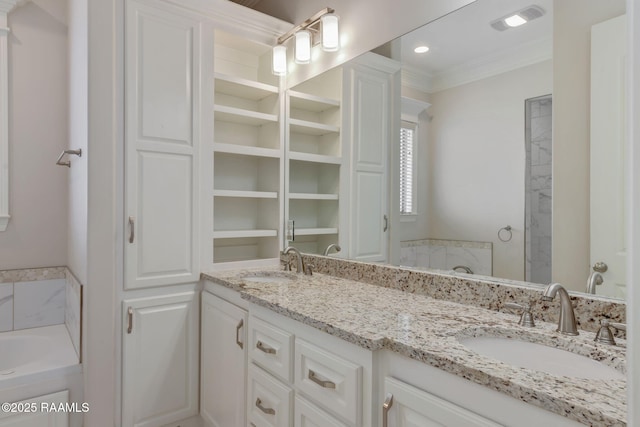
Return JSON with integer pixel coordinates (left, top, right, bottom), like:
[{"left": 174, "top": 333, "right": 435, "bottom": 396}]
[{"left": 285, "top": 0, "right": 627, "bottom": 300}]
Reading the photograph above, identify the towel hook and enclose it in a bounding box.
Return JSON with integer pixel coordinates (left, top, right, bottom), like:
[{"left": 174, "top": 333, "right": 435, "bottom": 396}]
[
  {"left": 56, "top": 149, "right": 82, "bottom": 168},
  {"left": 498, "top": 225, "right": 512, "bottom": 242}
]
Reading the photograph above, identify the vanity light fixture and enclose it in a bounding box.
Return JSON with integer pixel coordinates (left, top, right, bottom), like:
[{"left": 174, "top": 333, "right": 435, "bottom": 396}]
[
  {"left": 414, "top": 46, "right": 430, "bottom": 54},
  {"left": 272, "top": 7, "right": 340, "bottom": 75},
  {"left": 490, "top": 5, "right": 545, "bottom": 31}
]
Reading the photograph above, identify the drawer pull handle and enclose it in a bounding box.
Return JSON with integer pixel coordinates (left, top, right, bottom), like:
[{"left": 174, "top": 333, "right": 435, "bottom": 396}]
[
  {"left": 236, "top": 319, "right": 244, "bottom": 349},
  {"left": 255, "top": 398, "right": 275, "bottom": 415},
  {"left": 308, "top": 370, "right": 336, "bottom": 389},
  {"left": 256, "top": 340, "right": 277, "bottom": 354},
  {"left": 382, "top": 393, "right": 393, "bottom": 427},
  {"left": 127, "top": 307, "right": 133, "bottom": 334}
]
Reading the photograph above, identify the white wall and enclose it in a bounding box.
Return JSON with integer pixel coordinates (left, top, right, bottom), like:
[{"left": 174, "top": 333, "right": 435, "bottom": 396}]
[
  {"left": 67, "top": 0, "right": 87, "bottom": 285},
  {"left": 0, "top": 0, "right": 68, "bottom": 270},
  {"left": 425, "top": 60, "right": 552, "bottom": 281},
  {"left": 552, "top": 0, "right": 626, "bottom": 291}
]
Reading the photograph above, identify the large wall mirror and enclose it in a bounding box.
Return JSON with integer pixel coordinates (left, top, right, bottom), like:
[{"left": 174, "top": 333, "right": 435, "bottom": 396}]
[{"left": 288, "top": 0, "right": 627, "bottom": 300}]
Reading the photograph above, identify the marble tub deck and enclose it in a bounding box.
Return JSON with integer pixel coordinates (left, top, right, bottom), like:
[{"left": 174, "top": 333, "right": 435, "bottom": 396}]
[{"left": 202, "top": 269, "right": 626, "bottom": 427}]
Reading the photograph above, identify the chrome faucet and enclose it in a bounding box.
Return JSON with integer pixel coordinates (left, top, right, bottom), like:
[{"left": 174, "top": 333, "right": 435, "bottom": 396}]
[
  {"left": 586, "top": 271, "right": 603, "bottom": 294},
  {"left": 283, "top": 246, "right": 306, "bottom": 274},
  {"left": 323, "top": 244, "right": 341, "bottom": 256},
  {"left": 541, "top": 283, "right": 579, "bottom": 335}
]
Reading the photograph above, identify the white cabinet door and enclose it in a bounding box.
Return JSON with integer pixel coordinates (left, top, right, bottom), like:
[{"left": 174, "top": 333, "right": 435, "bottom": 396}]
[
  {"left": 383, "top": 377, "right": 501, "bottom": 427},
  {"left": 201, "top": 292, "right": 248, "bottom": 427},
  {"left": 590, "top": 14, "right": 627, "bottom": 298},
  {"left": 122, "top": 292, "right": 199, "bottom": 427},
  {"left": 0, "top": 390, "right": 69, "bottom": 427},
  {"left": 124, "top": 0, "right": 204, "bottom": 289},
  {"left": 343, "top": 54, "right": 400, "bottom": 263}
]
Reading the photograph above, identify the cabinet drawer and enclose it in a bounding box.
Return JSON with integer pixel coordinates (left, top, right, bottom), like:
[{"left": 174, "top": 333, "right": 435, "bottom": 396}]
[
  {"left": 248, "top": 364, "right": 293, "bottom": 427},
  {"left": 249, "top": 315, "right": 294, "bottom": 382},
  {"left": 294, "top": 395, "right": 348, "bottom": 427},
  {"left": 294, "top": 339, "right": 361, "bottom": 425}
]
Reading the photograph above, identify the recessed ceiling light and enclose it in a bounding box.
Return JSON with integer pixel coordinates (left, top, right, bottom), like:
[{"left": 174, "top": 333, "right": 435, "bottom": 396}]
[
  {"left": 504, "top": 14, "right": 527, "bottom": 27},
  {"left": 414, "top": 46, "right": 429, "bottom": 54}
]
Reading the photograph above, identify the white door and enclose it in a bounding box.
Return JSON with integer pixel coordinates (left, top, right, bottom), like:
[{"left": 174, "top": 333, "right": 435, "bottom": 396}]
[
  {"left": 345, "top": 62, "right": 392, "bottom": 262},
  {"left": 201, "top": 292, "right": 248, "bottom": 427},
  {"left": 590, "top": 14, "right": 627, "bottom": 298},
  {"left": 122, "top": 292, "right": 199, "bottom": 427},
  {"left": 124, "top": 0, "right": 203, "bottom": 289},
  {"left": 383, "top": 377, "right": 501, "bottom": 427}
]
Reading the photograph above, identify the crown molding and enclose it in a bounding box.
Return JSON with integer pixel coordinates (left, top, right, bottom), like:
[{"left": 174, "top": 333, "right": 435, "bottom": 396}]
[
  {"left": 402, "top": 36, "right": 552, "bottom": 94},
  {"left": 350, "top": 52, "right": 402, "bottom": 74},
  {"left": 430, "top": 36, "right": 552, "bottom": 93},
  {"left": 161, "top": 0, "right": 292, "bottom": 46},
  {"left": 401, "top": 96, "right": 431, "bottom": 122},
  {"left": 402, "top": 65, "right": 434, "bottom": 93}
]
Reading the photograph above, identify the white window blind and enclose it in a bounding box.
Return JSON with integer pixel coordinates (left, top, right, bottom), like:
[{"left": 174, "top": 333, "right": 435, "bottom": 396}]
[{"left": 400, "top": 122, "right": 416, "bottom": 215}]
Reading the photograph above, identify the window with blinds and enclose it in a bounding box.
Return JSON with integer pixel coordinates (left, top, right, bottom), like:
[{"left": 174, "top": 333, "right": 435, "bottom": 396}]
[{"left": 400, "top": 121, "right": 417, "bottom": 215}]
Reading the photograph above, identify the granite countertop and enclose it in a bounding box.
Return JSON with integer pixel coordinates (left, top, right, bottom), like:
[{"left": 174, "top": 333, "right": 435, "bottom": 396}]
[{"left": 202, "top": 268, "right": 627, "bottom": 427}]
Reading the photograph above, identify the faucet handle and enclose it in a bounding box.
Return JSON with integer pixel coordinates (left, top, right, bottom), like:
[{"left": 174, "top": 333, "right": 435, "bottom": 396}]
[
  {"left": 595, "top": 319, "right": 626, "bottom": 345},
  {"left": 504, "top": 302, "right": 535, "bottom": 327},
  {"left": 304, "top": 263, "right": 314, "bottom": 276}
]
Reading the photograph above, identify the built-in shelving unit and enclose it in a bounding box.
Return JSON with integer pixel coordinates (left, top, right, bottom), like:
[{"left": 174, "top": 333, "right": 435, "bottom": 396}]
[
  {"left": 211, "top": 31, "right": 283, "bottom": 268},
  {"left": 285, "top": 69, "right": 343, "bottom": 254}
]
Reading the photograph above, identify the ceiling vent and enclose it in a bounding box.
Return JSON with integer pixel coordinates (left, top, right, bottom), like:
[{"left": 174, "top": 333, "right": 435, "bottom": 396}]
[{"left": 490, "top": 5, "right": 546, "bottom": 31}]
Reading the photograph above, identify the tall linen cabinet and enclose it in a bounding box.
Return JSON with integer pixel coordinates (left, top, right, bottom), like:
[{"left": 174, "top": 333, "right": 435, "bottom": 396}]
[{"left": 121, "top": 0, "right": 290, "bottom": 426}]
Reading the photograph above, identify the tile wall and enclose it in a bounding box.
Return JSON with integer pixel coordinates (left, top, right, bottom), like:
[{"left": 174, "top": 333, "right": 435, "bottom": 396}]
[
  {"left": 400, "top": 238, "right": 492, "bottom": 276},
  {"left": 525, "top": 96, "right": 553, "bottom": 283},
  {"left": 0, "top": 266, "right": 82, "bottom": 358}
]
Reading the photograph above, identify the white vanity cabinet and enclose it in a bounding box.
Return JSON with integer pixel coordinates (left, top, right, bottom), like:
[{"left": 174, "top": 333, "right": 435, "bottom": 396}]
[
  {"left": 122, "top": 292, "right": 199, "bottom": 427},
  {"left": 201, "top": 291, "right": 248, "bottom": 427},
  {"left": 377, "top": 350, "right": 584, "bottom": 427},
  {"left": 382, "top": 377, "right": 500, "bottom": 427}
]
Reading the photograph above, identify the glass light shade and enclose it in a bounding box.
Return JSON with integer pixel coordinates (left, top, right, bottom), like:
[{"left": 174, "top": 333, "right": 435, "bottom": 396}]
[
  {"left": 295, "top": 30, "right": 311, "bottom": 64},
  {"left": 272, "top": 45, "right": 287, "bottom": 76},
  {"left": 321, "top": 14, "right": 340, "bottom": 52}
]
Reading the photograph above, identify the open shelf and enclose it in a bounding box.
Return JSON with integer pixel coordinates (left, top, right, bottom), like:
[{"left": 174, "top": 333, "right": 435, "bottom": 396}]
[
  {"left": 213, "top": 229, "right": 277, "bottom": 239},
  {"left": 214, "top": 153, "right": 279, "bottom": 193},
  {"left": 288, "top": 152, "right": 341, "bottom": 165},
  {"left": 289, "top": 193, "right": 338, "bottom": 200},
  {"left": 289, "top": 119, "right": 339, "bottom": 136},
  {"left": 215, "top": 73, "right": 278, "bottom": 100},
  {"left": 289, "top": 90, "right": 340, "bottom": 112},
  {"left": 213, "top": 142, "right": 280, "bottom": 158},
  {"left": 213, "top": 189, "right": 278, "bottom": 199},
  {"left": 294, "top": 228, "right": 338, "bottom": 236},
  {"left": 289, "top": 160, "right": 339, "bottom": 195},
  {"left": 214, "top": 105, "right": 277, "bottom": 126},
  {"left": 285, "top": 233, "right": 339, "bottom": 256},
  {"left": 213, "top": 236, "right": 280, "bottom": 264}
]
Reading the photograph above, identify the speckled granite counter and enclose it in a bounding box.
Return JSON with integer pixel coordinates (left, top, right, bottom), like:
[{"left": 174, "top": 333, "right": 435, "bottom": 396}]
[{"left": 202, "top": 268, "right": 627, "bottom": 427}]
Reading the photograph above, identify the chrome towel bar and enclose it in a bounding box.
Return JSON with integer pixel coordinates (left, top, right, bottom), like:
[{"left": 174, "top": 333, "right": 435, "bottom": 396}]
[{"left": 56, "top": 149, "right": 82, "bottom": 168}]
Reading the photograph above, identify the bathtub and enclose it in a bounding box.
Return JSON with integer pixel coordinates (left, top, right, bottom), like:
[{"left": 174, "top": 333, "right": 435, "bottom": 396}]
[{"left": 0, "top": 325, "right": 83, "bottom": 427}]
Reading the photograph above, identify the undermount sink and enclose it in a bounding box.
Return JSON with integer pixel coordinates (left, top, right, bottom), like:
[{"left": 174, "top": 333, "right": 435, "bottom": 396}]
[
  {"left": 458, "top": 335, "right": 625, "bottom": 380},
  {"left": 241, "top": 272, "right": 297, "bottom": 284}
]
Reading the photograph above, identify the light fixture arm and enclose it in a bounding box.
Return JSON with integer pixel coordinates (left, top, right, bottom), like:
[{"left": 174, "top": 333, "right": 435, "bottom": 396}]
[{"left": 277, "top": 7, "right": 335, "bottom": 45}]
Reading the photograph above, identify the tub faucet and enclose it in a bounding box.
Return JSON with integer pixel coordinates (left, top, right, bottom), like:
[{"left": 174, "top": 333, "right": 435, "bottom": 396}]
[
  {"left": 541, "top": 283, "right": 579, "bottom": 335},
  {"left": 323, "top": 244, "right": 341, "bottom": 256},
  {"left": 284, "top": 246, "right": 306, "bottom": 275},
  {"left": 586, "top": 271, "right": 603, "bottom": 294}
]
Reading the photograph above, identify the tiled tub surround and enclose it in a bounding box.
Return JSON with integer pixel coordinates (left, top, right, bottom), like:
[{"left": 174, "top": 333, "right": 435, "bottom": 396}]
[
  {"left": 0, "top": 267, "right": 82, "bottom": 358},
  {"left": 289, "top": 254, "right": 626, "bottom": 335},
  {"left": 400, "top": 238, "right": 492, "bottom": 276},
  {"left": 202, "top": 268, "right": 626, "bottom": 426}
]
